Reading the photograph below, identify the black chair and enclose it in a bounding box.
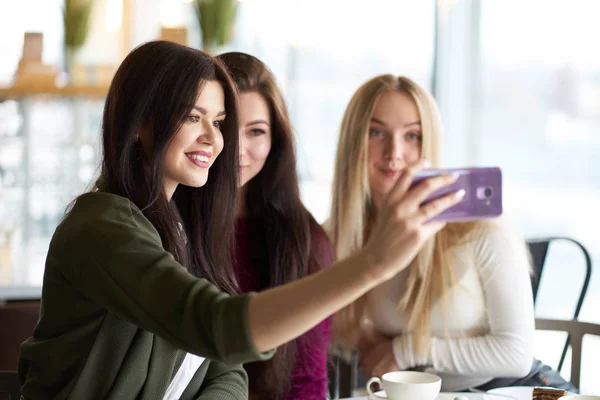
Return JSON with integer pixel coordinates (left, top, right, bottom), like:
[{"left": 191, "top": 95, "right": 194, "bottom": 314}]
[
  {"left": 0, "top": 301, "right": 40, "bottom": 371},
  {"left": 327, "top": 349, "right": 359, "bottom": 399},
  {"left": 535, "top": 318, "right": 600, "bottom": 389},
  {"left": 527, "top": 237, "right": 593, "bottom": 373},
  {"left": 0, "top": 371, "right": 20, "bottom": 400},
  {"left": 327, "top": 349, "right": 340, "bottom": 399}
]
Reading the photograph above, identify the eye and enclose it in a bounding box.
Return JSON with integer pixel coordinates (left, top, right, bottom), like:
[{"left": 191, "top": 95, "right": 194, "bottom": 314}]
[
  {"left": 250, "top": 128, "right": 266, "bottom": 136},
  {"left": 369, "top": 128, "right": 384, "bottom": 137},
  {"left": 187, "top": 115, "right": 200, "bottom": 123},
  {"left": 406, "top": 132, "right": 422, "bottom": 142},
  {"left": 213, "top": 120, "right": 225, "bottom": 130}
]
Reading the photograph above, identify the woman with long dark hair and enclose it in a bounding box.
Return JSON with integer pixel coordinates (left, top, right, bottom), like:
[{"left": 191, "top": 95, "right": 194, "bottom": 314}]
[
  {"left": 18, "top": 41, "right": 464, "bottom": 399},
  {"left": 218, "top": 52, "right": 332, "bottom": 399}
]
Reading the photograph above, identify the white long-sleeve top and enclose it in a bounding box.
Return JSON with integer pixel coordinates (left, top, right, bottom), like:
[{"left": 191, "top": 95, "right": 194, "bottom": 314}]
[{"left": 366, "top": 224, "right": 535, "bottom": 391}]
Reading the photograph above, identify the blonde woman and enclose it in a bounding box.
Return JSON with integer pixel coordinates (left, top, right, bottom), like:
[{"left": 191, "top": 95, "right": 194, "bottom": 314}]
[{"left": 329, "top": 75, "right": 576, "bottom": 392}]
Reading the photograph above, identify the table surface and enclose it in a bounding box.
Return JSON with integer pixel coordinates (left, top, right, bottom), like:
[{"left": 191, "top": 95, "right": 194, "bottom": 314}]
[{"left": 341, "top": 393, "right": 523, "bottom": 400}]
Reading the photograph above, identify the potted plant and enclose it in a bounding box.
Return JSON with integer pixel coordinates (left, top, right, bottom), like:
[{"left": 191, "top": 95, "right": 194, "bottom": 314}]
[
  {"left": 192, "top": 0, "right": 239, "bottom": 54},
  {"left": 63, "top": 0, "right": 94, "bottom": 80}
]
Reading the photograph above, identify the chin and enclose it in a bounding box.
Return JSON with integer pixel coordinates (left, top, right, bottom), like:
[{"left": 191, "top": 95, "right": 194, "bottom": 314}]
[
  {"left": 183, "top": 176, "right": 209, "bottom": 188},
  {"left": 239, "top": 177, "right": 250, "bottom": 188},
  {"left": 372, "top": 184, "right": 393, "bottom": 197},
  {"left": 238, "top": 171, "right": 250, "bottom": 186}
]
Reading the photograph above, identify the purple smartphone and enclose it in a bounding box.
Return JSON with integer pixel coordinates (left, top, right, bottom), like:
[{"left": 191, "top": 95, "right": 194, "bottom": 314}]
[{"left": 410, "top": 166, "right": 503, "bottom": 222}]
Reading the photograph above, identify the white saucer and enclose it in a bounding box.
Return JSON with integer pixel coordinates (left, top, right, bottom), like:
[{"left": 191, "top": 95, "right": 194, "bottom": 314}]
[
  {"left": 368, "top": 390, "right": 387, "bottom": 399},
  {"left": 368, "top": 391, "right": 453, "bottom": 400}
]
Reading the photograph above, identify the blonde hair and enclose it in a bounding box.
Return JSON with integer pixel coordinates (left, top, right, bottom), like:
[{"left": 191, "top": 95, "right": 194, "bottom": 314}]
[{"left": 329, "top": 75, "right": 487, "bottom": 354}]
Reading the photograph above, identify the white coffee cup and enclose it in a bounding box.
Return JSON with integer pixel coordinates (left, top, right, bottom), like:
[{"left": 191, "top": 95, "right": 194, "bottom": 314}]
[{"left": 366, "top": 371, "right": 441, "bottom": 400}]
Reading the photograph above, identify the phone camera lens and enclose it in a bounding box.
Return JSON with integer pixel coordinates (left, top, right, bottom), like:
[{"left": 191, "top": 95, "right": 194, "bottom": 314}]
[{"left": 484, "top": 187, "right": 492, "bottom": 198}]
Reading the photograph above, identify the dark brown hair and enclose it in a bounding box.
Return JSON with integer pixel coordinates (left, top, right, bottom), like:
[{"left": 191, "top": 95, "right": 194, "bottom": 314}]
[
  {"left": 97, "top": 41, "right": 240, "bottom": 293},
  {"left": 218, "top": 51, "right": 331, "bottom": 399}
]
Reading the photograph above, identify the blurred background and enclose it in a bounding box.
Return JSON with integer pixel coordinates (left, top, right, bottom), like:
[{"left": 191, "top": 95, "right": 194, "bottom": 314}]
[{"left": 0, "top": 0, "right": 599, "bottom": 391}]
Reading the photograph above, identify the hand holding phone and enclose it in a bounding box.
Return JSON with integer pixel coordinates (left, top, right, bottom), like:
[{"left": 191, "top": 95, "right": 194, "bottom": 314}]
[{"left": 410, "top": 166, "right": 503, "bottom": 222}]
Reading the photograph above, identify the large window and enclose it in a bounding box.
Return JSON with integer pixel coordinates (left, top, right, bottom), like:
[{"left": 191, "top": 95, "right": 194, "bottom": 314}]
[
  {"left": 478, "top": 0, "right": 600, "bottom": 319},
  {"left": 465, "top": 0, "right": 599, "bottom": 390}
]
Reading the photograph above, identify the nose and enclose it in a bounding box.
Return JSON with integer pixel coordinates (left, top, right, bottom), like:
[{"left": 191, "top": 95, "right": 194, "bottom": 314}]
[
  {"left": 198, "top": 119, "right": 216, "bottom": 145},
  {"left": 384, "top": 133, "right": 404, "bottom": 162}
]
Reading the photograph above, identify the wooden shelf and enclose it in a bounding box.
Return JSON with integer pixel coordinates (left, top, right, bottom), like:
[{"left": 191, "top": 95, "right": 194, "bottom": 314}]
[{"left": 0, "top": 84, "right": 110, "bottom": 98}]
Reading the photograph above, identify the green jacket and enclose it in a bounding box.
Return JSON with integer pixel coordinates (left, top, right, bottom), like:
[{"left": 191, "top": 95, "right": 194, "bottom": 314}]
[{"left": 19, "top": 192, "right": 274, "bottom": 399}]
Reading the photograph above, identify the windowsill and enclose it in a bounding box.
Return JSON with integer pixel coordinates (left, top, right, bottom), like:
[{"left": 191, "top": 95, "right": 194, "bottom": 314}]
[{"left": 0, "top": 284, "right": 42, "bottom": 302}]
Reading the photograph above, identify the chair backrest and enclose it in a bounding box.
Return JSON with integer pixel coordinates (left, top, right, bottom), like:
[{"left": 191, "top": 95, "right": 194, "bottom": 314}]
[
  {"left": 527, "top": 240, "right": 551, "bottom": 302},
  {"left": 328, "top": 348, "right": 340, "bottom": 399},
  {"left": 535, "top": 318, "right": 600, "bottom": 389},
  {"left": 526, "top": 237, "right": 592, "bottom": 318},
  {"left": 327, "top": 348, "right": 360, "bottom": 399},
  {"left": 527, "top": 237, "right": 593, "bottom": 374},
  {"left": 0, "top": 371, "right": 20, "bottom": 400}
]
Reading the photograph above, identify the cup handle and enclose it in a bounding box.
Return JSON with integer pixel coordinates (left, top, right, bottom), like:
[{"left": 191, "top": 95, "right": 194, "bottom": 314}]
[{"left": 366, "top": 377, "right": 382, "bottom": 395}]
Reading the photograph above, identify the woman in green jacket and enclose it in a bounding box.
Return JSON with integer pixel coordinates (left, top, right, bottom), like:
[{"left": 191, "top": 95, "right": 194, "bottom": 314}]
[{"left": 18, "top": 41, "right": 463, "bottom": 399}]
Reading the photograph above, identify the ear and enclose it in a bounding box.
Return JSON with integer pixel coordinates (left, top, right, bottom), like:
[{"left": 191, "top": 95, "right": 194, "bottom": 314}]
[
  {"left": 135, "top": 127, "right": 153, "bottom": 162},
  {"left": 136, "top": 125, "right": 151, "bottom": 148}
]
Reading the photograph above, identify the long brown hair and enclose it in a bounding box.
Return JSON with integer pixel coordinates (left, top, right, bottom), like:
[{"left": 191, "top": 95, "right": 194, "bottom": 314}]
[
  {"left": 96, "top": 41, "right": 240, "bottom": 293},
  {"left": 218, "top": 51, "right": 330, "bottom": 399}
]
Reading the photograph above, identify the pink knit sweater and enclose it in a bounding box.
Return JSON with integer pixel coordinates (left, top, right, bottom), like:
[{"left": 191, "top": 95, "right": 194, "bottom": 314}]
[{"left": 233, "top": 218, "right": 333, "bottom": 399}]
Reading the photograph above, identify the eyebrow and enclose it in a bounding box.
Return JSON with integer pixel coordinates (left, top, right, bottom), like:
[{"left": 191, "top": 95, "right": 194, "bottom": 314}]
[
  {"left": 246, "top": 119, "right": 270, "bottom": 127},
  {"left": 193, "top": 106, "right": 226, "bottom": 117},
  {"left": 370, "top": 117, "right": 421, "bottom": 128}
]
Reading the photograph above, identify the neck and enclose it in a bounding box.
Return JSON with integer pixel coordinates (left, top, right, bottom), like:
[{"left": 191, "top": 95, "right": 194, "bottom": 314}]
[
  {"left": 236, "top": 185, "right": 249, "bottom": 218},
  {"left": 163, "top": 176, "right": 177, "bottom": 202}
]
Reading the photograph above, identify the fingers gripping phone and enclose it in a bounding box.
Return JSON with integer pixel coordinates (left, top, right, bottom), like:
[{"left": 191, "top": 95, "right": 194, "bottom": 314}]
[{"left": 410, "top": 166, "right": 503, "bottom": 222}]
